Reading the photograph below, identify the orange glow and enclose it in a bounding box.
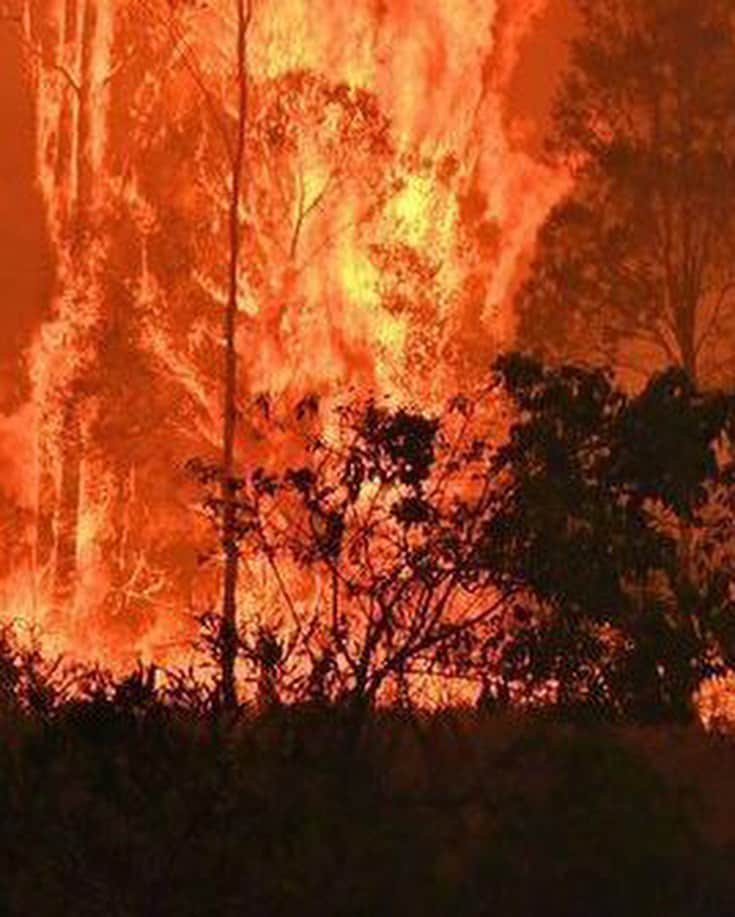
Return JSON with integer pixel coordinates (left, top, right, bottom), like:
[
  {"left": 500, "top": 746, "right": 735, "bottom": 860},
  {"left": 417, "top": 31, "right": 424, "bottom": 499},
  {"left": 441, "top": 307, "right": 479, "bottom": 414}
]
[{"left": 0, "top": 0, "right": 569, "bottom": 677}]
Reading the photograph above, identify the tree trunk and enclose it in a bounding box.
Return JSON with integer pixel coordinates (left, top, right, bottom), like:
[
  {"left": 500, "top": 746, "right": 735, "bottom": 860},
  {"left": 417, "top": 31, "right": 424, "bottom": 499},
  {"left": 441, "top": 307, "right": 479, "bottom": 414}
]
[
  {"left": 676, "top": 300, "right": 698, "bottom": 385},
  {"left": 219, "top": 0, "right": 252, "bottom": 710},
  {"left": 52, "top": 401, "right": 81, "bottom": 615}
]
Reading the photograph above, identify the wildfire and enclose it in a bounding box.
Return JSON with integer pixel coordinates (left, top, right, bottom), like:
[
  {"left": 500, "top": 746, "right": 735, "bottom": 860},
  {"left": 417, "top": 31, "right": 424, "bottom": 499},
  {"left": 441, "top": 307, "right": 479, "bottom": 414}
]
[{"left": 1, "top": 0, "right": 567, "bottom": 674}]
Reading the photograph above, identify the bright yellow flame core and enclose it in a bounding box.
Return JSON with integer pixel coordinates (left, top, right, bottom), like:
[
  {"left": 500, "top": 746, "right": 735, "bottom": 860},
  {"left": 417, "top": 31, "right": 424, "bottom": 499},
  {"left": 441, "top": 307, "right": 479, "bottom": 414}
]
[{"left": 340, "top": 248, "right": 406, "bottom": 357}]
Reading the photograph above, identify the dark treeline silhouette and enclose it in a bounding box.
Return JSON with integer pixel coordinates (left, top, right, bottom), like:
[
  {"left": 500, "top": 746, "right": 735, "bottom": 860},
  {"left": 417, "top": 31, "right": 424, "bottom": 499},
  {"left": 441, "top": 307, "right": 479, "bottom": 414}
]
[{"left": 2, "top": 627, "right": 735, "bottom": 916}]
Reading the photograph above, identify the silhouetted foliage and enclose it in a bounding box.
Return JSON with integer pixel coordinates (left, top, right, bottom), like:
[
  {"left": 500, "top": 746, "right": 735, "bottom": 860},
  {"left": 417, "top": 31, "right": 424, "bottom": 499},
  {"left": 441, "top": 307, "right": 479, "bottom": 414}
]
[
  {"left": 517, "top": 0, "right": 735, "bottom": 385},
  {"left": 0, "top": 636, "right": 733, "bottom": 917},
  {"left": 480, "top": 353, "right": 735, "bottom": 720},
  {"left": 189, "top": 394, "right": 510, "bottom": 745},
  {"left": 187, "top": 354, "right": 735, "bottom": 724}
]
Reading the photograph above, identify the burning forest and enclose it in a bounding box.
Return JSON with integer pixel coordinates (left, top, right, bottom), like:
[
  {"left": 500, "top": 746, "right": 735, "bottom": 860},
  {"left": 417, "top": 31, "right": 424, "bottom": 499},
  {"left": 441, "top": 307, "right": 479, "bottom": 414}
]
[
  {"left": 3, "top": 2, "right": 735, "bottom": 912},
  {"left": 0, "top": 0, "right": 569, "bottom": 677}
]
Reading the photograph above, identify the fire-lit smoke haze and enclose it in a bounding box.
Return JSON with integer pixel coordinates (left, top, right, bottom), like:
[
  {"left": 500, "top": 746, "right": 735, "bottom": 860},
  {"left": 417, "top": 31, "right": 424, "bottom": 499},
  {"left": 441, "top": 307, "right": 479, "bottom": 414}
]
[{"left": 0, "top": 0, "right": 573, "bottom": 669}]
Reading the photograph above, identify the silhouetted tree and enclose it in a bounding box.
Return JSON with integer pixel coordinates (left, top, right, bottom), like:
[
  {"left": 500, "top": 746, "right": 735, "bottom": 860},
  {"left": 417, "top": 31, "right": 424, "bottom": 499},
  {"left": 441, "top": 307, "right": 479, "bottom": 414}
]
[
  {"left": 481, "top": 353, "right": 735, "bottom": 720},
  {"left": 218, "top": 0, "right": 254, "bottom": 710},
  {"left": 149, "top": 0, "right": 255, "bottom": 707},
  {"left": 189, "top": 392, "right": 513, "bottom": 739},
  {"left": 516, "top": 0, "right": 735, "bottom": 386}
]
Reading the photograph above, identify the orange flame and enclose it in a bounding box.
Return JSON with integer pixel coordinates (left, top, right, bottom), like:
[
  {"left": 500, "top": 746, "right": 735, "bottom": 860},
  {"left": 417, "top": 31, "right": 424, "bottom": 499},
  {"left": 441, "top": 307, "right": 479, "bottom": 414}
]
[{"left": 1, "top": 0, "right": 568, "bottom": 674}]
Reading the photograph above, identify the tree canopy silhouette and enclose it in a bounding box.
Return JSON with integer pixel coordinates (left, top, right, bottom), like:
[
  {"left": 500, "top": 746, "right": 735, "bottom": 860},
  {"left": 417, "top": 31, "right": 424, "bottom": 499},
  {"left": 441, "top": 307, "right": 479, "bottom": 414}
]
[
  {"left": 516, "top": 0, "right": 735, "bottom": 386},
  {"left": 481, "top": 353, "right": 735, "bottom": 720}
]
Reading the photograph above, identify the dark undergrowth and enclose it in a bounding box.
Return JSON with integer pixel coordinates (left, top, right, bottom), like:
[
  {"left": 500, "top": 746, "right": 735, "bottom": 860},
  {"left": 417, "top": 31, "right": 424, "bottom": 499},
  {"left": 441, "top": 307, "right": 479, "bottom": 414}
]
[{"left": 2, "top": 693, "right": 735, "bottom": 917}]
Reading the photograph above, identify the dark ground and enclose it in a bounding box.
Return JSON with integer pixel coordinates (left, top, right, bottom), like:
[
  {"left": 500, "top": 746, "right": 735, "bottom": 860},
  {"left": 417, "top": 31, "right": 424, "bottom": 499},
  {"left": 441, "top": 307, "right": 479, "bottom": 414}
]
[{"left": 2, "top": 703, "right": 735, "bottom": 916}]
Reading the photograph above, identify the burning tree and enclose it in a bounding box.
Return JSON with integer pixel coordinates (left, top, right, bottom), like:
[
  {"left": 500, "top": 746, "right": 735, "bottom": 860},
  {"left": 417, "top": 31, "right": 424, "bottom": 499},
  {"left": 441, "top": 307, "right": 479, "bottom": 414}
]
[
  {"left": 206, "top": 67, "right": 399, "bottom": 400},
  {"left": 149, "top": 7, "right": 397, "bottom": 704},
  {"left": 5, "top": 0, "right": 218, "bottom": 653},
  {"left": 13, "top": 0, "right": 116, "bottom": 617}
]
